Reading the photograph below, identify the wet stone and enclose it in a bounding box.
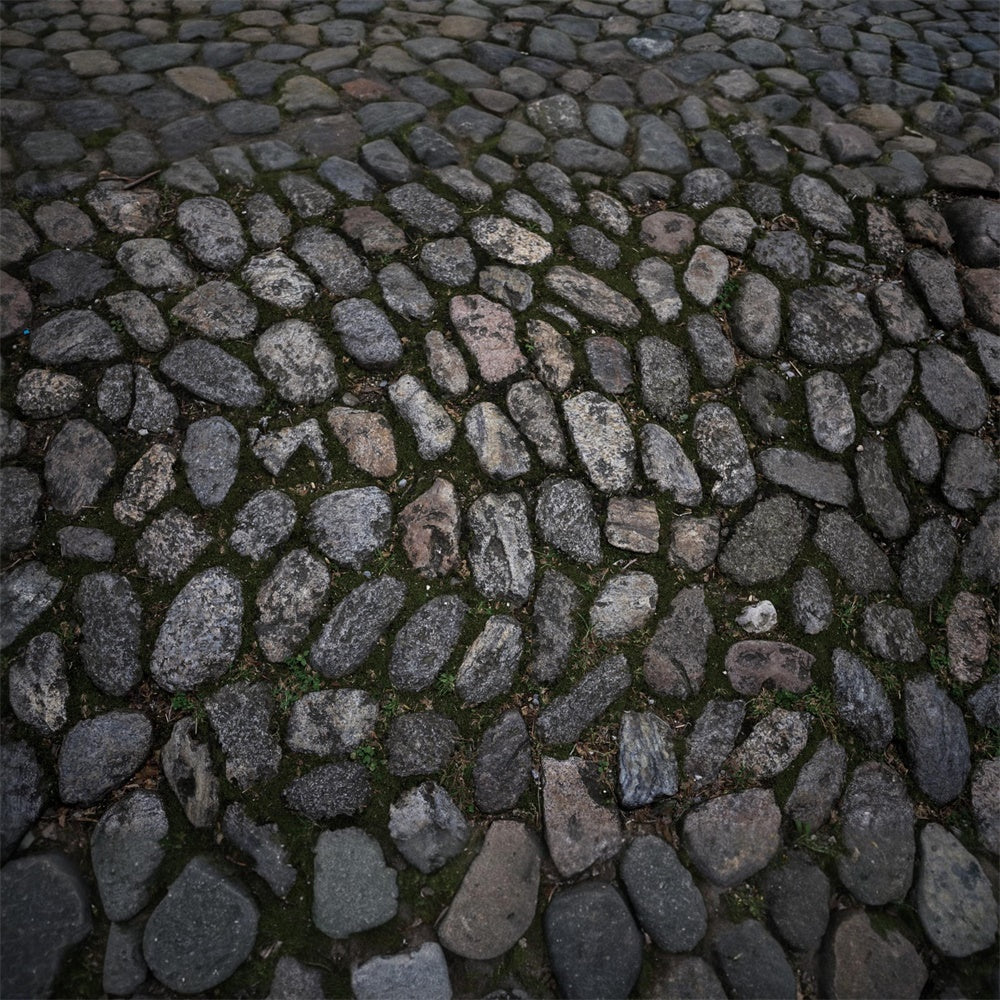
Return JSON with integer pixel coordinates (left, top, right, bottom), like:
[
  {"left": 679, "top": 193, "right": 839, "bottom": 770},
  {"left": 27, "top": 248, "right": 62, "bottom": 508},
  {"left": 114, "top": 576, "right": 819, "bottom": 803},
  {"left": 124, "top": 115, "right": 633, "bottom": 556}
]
[
  {"left": 862, "top": 603, "right": 925, "bottom": 662},
  {"left": 718, "top": 494, "right": 809, "bottom": 586},
  {"left": 160, "top": 339, "right": 264, "bottom": 408},
  {"left": 465, "top": 402, "right": 531, "bottom": 481},
  {"left": 91, "top": 791, "right": 168, "bottom": 923},
  {"left": 542, "top": 757, "right": 624, "bottom": 878},
  {"left": 171, "top": 280, "right": 258, "bottom": 341},
  {"left": 537, "top": 654, "right": 630, "bottom": 745},
  {"left": 918, "top": 344, "right": 989, "bottom": 432},
  {"left": 643, "top": 586, "right": 714, "bottom": 699},
  {"left": 8, "top": 632, "right": 69, "bottom": 734},
  {"left": 307, "top": 488, "right": 392, "bottom": 570},
  {"left": 712, "top": 921, "right": 796, "bottom": 1000},
  {"left": 814, "top": 510, "right": 896, "bottom": 596},
  {"left": 640, "top": 425, "right": 702, "bottom": 506},
  {"left": 387, "top": 712, "right": 459, "bottom": 777},
  {"left": 832, "top": 648, "right": 893, "bottom": 751},
  {"left": 785, "top": 738, "right": 847, "bottom": 833},
  {"left": 618, "top": 711, "right": 679, "bottom": 809},
  {"left": 389, "top": 376, "right": 456, "bottom": 460},
  {"left": 182, "top": 416, "right": 239, "bottom": 508},
  {"left": 162, "top": 718, "right": 220, "bottom": 829},
  {"left": 0, "top": 852, "right": 93, "bottom": 1000},
  {"left": 58, "top": 711, "right": 152, "bottom": 805},
  {"left": 284, "top": 762, "right": 371, "bottom": 822},
  {"left": 905, "top": 675, "right": 970, "bottom": 805},
  {"left": 535, "top": 477, "right": 601, "bottom": 564},
  {"left": 683, "top": 788, "right": 781, "bottom": 887},
  {"left": 590, "top": 572, "right": 658, "bottom": 639},
  {"left": 837, "top": 762, "right": 915, "bottom": 905},
  {"left": 143, "top": 857, "right": 258, "bottom": 995},
  {"left": 692, "top": 403, "right": 755, "bottom": 506},
  {"left": 310, "top": 577, "right": 406, "bottom": 679},
  {"left": 75, "top": 573, "right": 142, "bottom": 696}
]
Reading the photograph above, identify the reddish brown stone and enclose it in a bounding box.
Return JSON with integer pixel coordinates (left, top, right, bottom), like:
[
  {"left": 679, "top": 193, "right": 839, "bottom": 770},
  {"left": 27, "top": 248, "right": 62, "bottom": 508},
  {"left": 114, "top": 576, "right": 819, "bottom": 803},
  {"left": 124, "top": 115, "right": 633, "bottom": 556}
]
[
  {"left": 340, "top": 207, "right": 407, "bottom": 255},
  {"left": 340, "top": 77, "right": 396, "bottom": 102},
  {"left": 946, "top": 591, "right": 990, "bottom": 684},
  {"left": 724, "top": 641, "right": 814, "bottom": 695},
  {"left": 399, "top": 478, "right": 461, "bottom": 577},
  {"left": 449, "top": 294, "right": 526, "bottom": 383},
  {"left": 0, "top": 270, "right": 31, "bottom": 339},
  {"left": 962, "top": 269, "right": 1000, "bottom": 332},
  {"left": 901, "top": 199, "right": 953, "bottom": 251},
  {"left": 327, "top": 407, "right": 397, "bottom": 479}
]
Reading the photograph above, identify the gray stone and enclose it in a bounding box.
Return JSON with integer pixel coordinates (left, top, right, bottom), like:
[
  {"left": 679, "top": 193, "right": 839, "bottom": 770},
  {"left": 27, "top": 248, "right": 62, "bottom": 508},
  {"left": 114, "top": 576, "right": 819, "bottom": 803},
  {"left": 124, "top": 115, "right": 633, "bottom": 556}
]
[
  {"left": 474, "top": 709, "right": 532, "bottom": 813},
  {"left": 116, "top": 238, "right": 197, "bottom": 289},
  {"left": 907, "top": 249, "right": 964, "bottom": 329},
  {"left": 283, "top": 762, "right": 371, "bottom": 821},
  {"left": 398, "top": 478, "right": 461, "bottom": 577},
  {"left": 874, "top": 281, "right": 929, "bottom": 346},
  {"left": 464, "top": 402, "right": 531, "bottom": 481},
  {"left": 633, "top": 257, "right": 683, "bottom": 323},
  {"left": 388, "top": 711, "right": 460, "bottom": 777},
  {"left": 268, "top": 956, "right": 324, "bottom": 1000},
  {"left": 15, "top": 370, "right": 83, "bottom": 419},
  {"left": 151, "top": 567, "right": 243, "bottom": 691},
  {"left": 507, "top": 380, "right": 567, "bottom": 469},
  {"left": 764, "top": 854, "right": 831, "bottom": 952},
  {"left": 425, "top": 331, "right": 469, "bottom": 396},
  {"left": 390, "top": 597, "right": 467, "bottom": 692},
  {"left": 230, "top": 490, "right": 296, "bottom": 561},
  {"left": 545, "top": 881, "right": 642, "bottom": 1000},
  {"left": 0, "top": 561, "right": 62, "bottom": 650},
  {"left": 75, "top": 572, "right": 142, "bottom": 696},
  {"left": 8, "top": 633, "right": 69, "bottom": 734},
  {"left": 855, "top": 437, "right": 910, "bottom": 540},
  {"left": 91, "top": 791, "right": 168, "bottom": 922},
  {"left": 176, "top": 197, "right": 246, "bottom": 270},
  {"left": 307, "top": 488, "right": 392, "bottom": 570},
  {"left": 255, "top": 320, "right": 339, "bottom": 404},
  {"left": 352, "top": 943, "right": 452, "bottom": 1000},
  {"left": 44, "top": 419, "right": 115, "bottom": 516},
  {"left": 790, "top": 174, "right": 854, "bottom": 235},
  {"left": 390, "top": 374, "right": 456, "bottom": 457},
  {"left": 683, "top": 789, "right": 781, "bottom": 887},
  {"left": 537, "top": 654, "right": 630, "bottom": 745},
  {"left": 531, "top": 569, "right": 581, "bottom": 683},
  {"left": 640, "top": 424, "right": 702, "bottom": 505},
  {"left": 456, "top": 616, "right": 523, "bottom": 705},
  {"left": 255, "top": 549, "right": 329, "bottom": 664},
  {"left": 972, "top": 759, "right": 1000, "bottom": 855},
  {"left": 222, "top": 804, "right": 297, "bottom": 899},
  {"left": 563, "top": 391, "right": 636, "bottom": 494},
  {"left": 162, "top": 717, "right": 220, "bottom": 828},
  {"left": 905, "top": 675, "right": 970, "bottom": 805},
  {"left": 688, "top": 314, "right": 736, "bottom": 386},
  {"left": 919, "top": 344, "right": 989, "bottom": 432},
  {"left": 379, "top": 263, "right": 436, "bottom": 321},
  {"left": 618, "top": 711, "right": 679, "bottom": 809},
  {"left": 692, "top": 403, "right": 755, "bottom": 506},
  {"left": 718, "top": 494, "right": 810, "bottom": 585},
  {"left": 206, "top": 681, "right": 282, "bottom": 790},
  {"left": 712, "top": 921, "right": 796, "bottom": 1000},
  {"left": 860, "top": 349, "right": 913, "bottom": 427},
  {"left": 806, "top": 369, "right": 855, "bottom": 453},
  {"left": 837, "top": 762, "right": 915, "bottom": 905},
  {"left": 310, "top": 577, "right": 406, "bottom": 679},
  {"left": 294, "top": 228, "right": 371, "bottom": 299},
  {"left": 103, "top": 921, "right": 147, "bottom": 997},
  {"left": 387, "top": 183, "right": 461, "bottom": 234},
  {"left": 389, "top": 782, "right": 469, "bottom": 874},
  {"left": 242, "top": 250, "right": 316, "bottom": 309},
  {"left": 584, "top": 337, "right": 633, "bottom": 395},
  {"left": 785, "top": 738, "right": 847, "bottom": 833},
  {"left": 590, "top": 572, "right": 658, "bottom": 639},
  {"left": 942, "top": 198, "right": 1000, "bottom": 268},
  {"left": 330, "top": 298, "right": 401, "bottom": 370},
  {"left": 1, "top": 741, "right": 44, "bottom": 862},
  {"left": 160, "top": 339, "right": 264, "bottom": 407},
  {"left": 832, "top": 648, "right": 894, "bottom": 750},
  {"left": 57, "top": 527, "right": 115, "bottom": 563},
  {"left": 286, "top": 689, "right": 378, "bottom": 757},
  {"left": 738, "top": 366, "right": 790, "bottom": 439},
  {"left": 467, "top": 492, "right": 535, "bottom": 605},
  {"left": 182, "top": 416, "right": 239, "bottom": 508},
  {"left": 732, "top": 708, "right": 810, "bottom": 780},
  {"left": 900, "top": 517, "right": 957, "bottom": 606},
  {"left": 862, "top": 603, "right": 925, "bottom": 662},
  {"left": 113, "top": 442, "right": 177, "bottom": 526},
  {"left": 788, "top": 286, "right": 881, "bottom": 364},
  {"left": 946, "top": 592, "right": 991, "bottom": 685},
  {"left": 916, "top": 823, "right": 997, "bottom": 957},
  {"left": 439, "top": 821, "right": 540, "bottom": 961},
  {"left": 943, "top": 434, "right": 999, "bottom": 510},
  {"left": 790, "top": 566, "right": 832, "bottom": 635},
  {"left": 685, "top": 700, "right": 746, "bottom": 787},
  {"left": 0, "top": 468, "right": 40, "bottom": 556},
  {"left": 962, "top": 500, "right": 1000, "bottom": 587},
  {"left": 753, "top": 230, "right": 813, "bottom": 280},
  {"left": 636, "top": 336, "right": 690, "bottom": 421},
  {"left": 814, "top": 511, "right": 896, "bottom": 595},
  {"left": 143, "top": 857, "right": 258, "bottom": 994},
  {"left": 545, "top": 265, "right": 640, "bottom": 329},
  {"left": 58, "top": 711, "right": 152, "bottom": 805},
  {"left": 643, "top": 586, "right": 714, "bottom": 699},
  {"left": 0, "top": 853, "right": 93, "bottom": 1000},
  {"left": 535, "top": 477, "right": 601, "bottom": 564}
]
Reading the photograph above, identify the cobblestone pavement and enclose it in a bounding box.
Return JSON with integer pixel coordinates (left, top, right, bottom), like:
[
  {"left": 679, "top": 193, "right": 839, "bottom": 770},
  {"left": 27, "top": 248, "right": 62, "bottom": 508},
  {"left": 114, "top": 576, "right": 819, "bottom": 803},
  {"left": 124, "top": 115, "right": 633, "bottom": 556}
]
[{"left": 1, "top": 0, "right": 998, "bottom": 996}]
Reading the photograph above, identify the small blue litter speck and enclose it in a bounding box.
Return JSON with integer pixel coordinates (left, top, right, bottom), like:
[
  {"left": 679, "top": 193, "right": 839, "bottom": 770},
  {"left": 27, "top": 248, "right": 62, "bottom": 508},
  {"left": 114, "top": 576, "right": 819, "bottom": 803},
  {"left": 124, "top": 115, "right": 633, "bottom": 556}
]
[{"left": 23, "top": 329, "right": 29, "bottom": 335}]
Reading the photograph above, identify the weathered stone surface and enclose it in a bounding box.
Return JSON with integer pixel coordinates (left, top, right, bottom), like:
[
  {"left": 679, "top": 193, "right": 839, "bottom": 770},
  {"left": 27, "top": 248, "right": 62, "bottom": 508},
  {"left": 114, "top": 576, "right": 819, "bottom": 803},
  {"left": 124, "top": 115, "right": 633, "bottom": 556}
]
[
  {"left": 0, "top": 852, "right": 93, "bottom": 1000},
  {"left": 617, "top": 711, "right": 678, "bottom": 809},
  {"left": 230, "top": 490, "right": 297, "bottom": 561},
  {"left": 787, "top": 286, "right": 881, "bottom": 365},
  {"left": 546, "top": 265, "right": 640, "bottom": 329},
  {"left": 905, "top": 675, "right": 970, "bottom": 805},
  {"left": 0, "top": 562, "right": 62, "bottom": 651},
  {"left": 388, "top": 782, "right": 469, "bottom": 876},
  {"left": 307, "top": 488, "right": 392, "bottom": 569},
  {"left": 691, "top": 403, "right": 755, "bottom": 505},
  {"left": 255, "top": 320, "right": 338, "bottom": 404},
  {"left": 439, "top": 821, "right": 540, "bottom": 959},
  {"left": 456, "top": 616, "right": 523, "bottom": 705},
  {"left": 1, "top": 741, "right": 44, "bottom": 863},
  {"left": 205, "top": 681, "right": 282, "bottom": 790},
  {"left": 75, "top": 572, "right": 142, "bottom": 696},
  {"left": 58, "top": 711, "right": 152, "bottom": 805},
  {"left": 684, "top": 700, "right": 745, "bottom": 788},
  {"left": 44, "top": 419, "right": 115, "bottom": 516},
  {"left": 590, "top": 572, "right": 657, "bottom": 639},
  {"left": 637, "top": 336, "right": 690, "bottom": 420},
  {"left": 255, "top": 549, "right": 329, "bottom": 663},
  {"left": 814, "top": 511, "right": 895, "bottom": 596},
  {"left": 946, "top": 592, "right": 991, "bottom": 684},
  {"left": 182, "top": 416, "right": 239, "bottom": 508},
  {"left": 176, "top": 197, "right": 246, "bottom": 270},
  {"left": 465, "top": 402, "right": 531, "bottom": 480},
  {"left": 283, "top": 762, "right": 371, "bottom": 821},
  {"left": 683, "top": 789, "right": 781, "bottom": 887},
  {"left": 151, "top": 568, "right": 242, "bottom": 691},
  {"left": 467, "top": 492, "right": 535, "bottom": 604},
  {"left": 643, "top": 586, "right": 714, "bottom": 699},
  {"left": 725, "top": 641, "right": 814, "bottom": 695},
  {"left": 399, "top": 478, "right": 461, "bottom": 577},
  {"left": 918, "top": 344, "right": 989, "bottom": 432},
  {"left": 822, "top": 910, "right": 927, "bottom": 1000},
  {"left": 832, "top": 648, "right": 893, "bottom": 751},
  {"left": 144, "top": 857, "right": 258, "bottom": 994},
  {"left": 713, "top": 921, "right": 796, "bottom": 1000},
  {"left": 837, "top": 762, "right": 915, "bottom": 905},
  {"left": 8, "top": 633, "right": 69, "bottom": 734},
  {"left": 285, "top": 689, "right": 377, "bottom": 757},
  {"left": 327, "top": 408, "right": 396, "bottom": 479},
  {"left": 389, "top": 375, "right": 456, "bottom": 460},
  {"left": 544, "top": 881, "right": 643, "bottom": 1000},
  {"left": 160, "top": 339, "right": 265, "bottom": 407},
  {"left": 786, "top": 738, "right": 847, "bottom": 833},
  {"left": 222, "top": 805, "right": 296, "bottom": 900},
  {"left": 535, "top": 477, "right": 601, "bottom": 564},
  {"left": 537, "top": 654, "right": 630, "bottom": 745},
  {"left": 542, "top": 756, "right": 623, "bottom": 878},
  {"left": 162, "top": 717, "right": 220, "bottom": 828},
  {"left": 764, "top": 854, "right": 831, "bottom": 953},
  {"left": 731, "top": 707, "right": 809, "bottom": 780},
  {"left": 310, "top": 577, "right": 406, "bottom": 679},
  {"left": 352, "top": 944, "right": 452, "bottom": 1000},
  {"left": 563, "top": 392, "right": 636, "bottom": 494},
  {"left": 862, "top": 603, "right": 925, "bottom": 663},
  {"left": 718, "top": 494, "right": 809, "bottom": 586},
  {"left": 449, "top": 294, "right": 526, "bottom": 382}
]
